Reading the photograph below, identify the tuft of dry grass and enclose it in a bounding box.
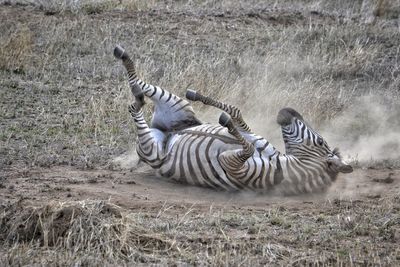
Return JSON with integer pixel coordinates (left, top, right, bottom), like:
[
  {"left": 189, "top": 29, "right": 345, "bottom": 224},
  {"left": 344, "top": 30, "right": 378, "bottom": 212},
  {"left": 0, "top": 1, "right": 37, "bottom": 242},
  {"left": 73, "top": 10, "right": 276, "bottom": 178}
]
[
  {"left": 2, "top": 0, "right": 157, "bottom": 14},
  {"left": 0, "top": 26, "right": 33, "bottom": 73},
  {"left": 0, "top": 200, "right": 175, "bottom": 265}
]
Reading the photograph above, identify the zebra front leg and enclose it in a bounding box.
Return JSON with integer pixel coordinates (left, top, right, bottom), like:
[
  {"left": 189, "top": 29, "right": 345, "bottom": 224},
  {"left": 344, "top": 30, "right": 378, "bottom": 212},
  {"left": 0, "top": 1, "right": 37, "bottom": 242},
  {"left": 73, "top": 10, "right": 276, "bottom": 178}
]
[
  {"left": 218, "top": 113, "right": 255, "bottom": 178},
  {"left": 186, "top": 89, "right": 251, "bottom": 132},
  {"left": 128, "top": 103, "right": 166, "bottom": 168}
]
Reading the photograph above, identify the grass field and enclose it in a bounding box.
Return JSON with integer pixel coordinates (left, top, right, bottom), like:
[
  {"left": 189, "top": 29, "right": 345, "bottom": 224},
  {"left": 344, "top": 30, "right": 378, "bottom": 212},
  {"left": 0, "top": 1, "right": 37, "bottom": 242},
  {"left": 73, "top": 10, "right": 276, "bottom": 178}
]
[{"left": 1, "top": 0, "right": 400, "bottom": 265}]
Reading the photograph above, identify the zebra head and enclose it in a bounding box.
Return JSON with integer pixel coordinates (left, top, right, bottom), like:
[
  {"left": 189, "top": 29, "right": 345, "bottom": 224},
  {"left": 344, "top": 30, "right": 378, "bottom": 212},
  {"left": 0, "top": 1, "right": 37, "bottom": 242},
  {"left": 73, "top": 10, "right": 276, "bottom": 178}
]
[{"left": 277, "top": 108, "right": 353, "bottom": 174}]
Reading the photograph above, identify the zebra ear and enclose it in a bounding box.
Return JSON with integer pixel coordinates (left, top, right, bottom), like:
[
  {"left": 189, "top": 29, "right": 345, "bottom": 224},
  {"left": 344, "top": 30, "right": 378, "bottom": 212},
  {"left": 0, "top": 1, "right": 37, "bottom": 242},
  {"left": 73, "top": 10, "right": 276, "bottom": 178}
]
[{"left": 277, "top": 108, "right": 304, "bottom": 126}]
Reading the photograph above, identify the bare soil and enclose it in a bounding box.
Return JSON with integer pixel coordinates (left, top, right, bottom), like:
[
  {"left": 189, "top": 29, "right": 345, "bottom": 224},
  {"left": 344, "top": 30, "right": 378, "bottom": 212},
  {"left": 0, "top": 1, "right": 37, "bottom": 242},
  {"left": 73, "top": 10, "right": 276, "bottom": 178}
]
[{"left": 1, "top": 165, "right": 399, "bottom": 210}]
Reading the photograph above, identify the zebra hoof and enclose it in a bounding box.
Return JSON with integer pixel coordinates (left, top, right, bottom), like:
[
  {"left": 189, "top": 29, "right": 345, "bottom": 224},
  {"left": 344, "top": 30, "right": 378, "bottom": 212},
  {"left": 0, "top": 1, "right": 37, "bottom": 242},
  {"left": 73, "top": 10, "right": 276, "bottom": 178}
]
[
  {"left": 186, "top": 89, "right": 199, "bottom": 101},
  {"left": 219, "top": 113, "right": 233, "bottom": 128},
  {"left": 114, "top": 45, "right": 127, "bottom": 60}
]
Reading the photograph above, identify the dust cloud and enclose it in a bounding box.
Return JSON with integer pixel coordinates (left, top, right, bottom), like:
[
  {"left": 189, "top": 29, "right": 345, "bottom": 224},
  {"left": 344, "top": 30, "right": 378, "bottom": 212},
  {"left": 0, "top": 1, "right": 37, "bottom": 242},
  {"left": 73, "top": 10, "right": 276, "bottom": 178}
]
[
  {"left": 112, "top": 147, "right": 141, "bottom": 169},
  {"left": 322, "top": 94, "right": 400, "bottom": 165},
  {"left": 241, "top": 91, "right": 400, "bottom": 166},
  {"left": 224, "top": 54, "right": 400, "bottom": 167},
  {"left": 242, "top": 90, "right": 400, "bottom": 166}
]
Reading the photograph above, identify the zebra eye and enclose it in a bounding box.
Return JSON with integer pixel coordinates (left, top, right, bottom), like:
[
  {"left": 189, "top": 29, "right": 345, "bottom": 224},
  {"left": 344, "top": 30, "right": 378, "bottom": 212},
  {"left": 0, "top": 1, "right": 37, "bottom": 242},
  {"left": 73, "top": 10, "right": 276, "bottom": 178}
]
[{"left": 317, "top": 137, "right": 324, "bottom": 146}]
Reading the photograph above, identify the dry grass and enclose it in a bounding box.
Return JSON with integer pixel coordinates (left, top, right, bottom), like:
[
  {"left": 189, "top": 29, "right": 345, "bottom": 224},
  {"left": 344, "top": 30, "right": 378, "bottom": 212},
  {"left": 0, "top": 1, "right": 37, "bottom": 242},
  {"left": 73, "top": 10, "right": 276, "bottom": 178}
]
[
  {"left": 0, "top": 26, "right": 33, "bottom": 73},
  {"left": 1, "top": 197, "right": 399, "bottom": 265},
  {"left": 1, "top": 200, "right": 175, "bottom": 265},
  {"left": 1, "top": 0, "right": 157, "bottom": 13}
]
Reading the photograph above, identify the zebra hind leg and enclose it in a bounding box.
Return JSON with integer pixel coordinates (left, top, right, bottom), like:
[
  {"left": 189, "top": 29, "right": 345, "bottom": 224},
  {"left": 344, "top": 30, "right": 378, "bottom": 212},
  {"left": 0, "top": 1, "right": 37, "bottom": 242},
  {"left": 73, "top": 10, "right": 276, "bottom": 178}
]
[
  {"left": 114, "top": 46, "right": 145, "bottom": 109},
  {"left": 186, "top": 89, "right": 251, "bottom": 132},
  {"left": 217, "top": 113, "right": 255, "bottom": 177},
  {"left": 115, "top": 45, "right": 201, "bottom": 132}
]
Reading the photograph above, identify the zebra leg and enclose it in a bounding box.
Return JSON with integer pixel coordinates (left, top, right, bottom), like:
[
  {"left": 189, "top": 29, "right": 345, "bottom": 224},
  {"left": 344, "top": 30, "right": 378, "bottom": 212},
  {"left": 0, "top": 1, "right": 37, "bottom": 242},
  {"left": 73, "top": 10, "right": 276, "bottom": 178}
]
[
  {"left": 114, "top": 45, "right": 201, "bottom": 132},
  {"left": 217, "top": 113, "right": 255, "bottom": 177},
  {"left": 186, "top": 89, "right": 251, "bottom": 132},
  {"left": 128, "top": 103, "right": 166, "bottom": 168}
]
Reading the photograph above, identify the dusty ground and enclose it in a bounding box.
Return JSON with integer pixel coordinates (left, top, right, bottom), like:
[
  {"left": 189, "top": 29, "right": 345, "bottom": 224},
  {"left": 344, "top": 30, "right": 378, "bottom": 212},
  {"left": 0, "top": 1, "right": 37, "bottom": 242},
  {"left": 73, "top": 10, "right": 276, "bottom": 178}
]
[
  {"left": 1, "top": 1, "right": 400, "bottom": 265},
  {"left": 1, "top": 165, "right": 400, "bottom": 209}
]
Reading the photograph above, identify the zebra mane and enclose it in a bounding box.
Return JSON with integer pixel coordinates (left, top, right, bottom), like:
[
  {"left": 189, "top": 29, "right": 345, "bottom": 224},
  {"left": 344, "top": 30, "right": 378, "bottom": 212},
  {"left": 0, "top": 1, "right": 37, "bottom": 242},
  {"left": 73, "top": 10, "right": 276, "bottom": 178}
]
[{"left": 276, "top": 108, "right": 304, "bottom": 126}]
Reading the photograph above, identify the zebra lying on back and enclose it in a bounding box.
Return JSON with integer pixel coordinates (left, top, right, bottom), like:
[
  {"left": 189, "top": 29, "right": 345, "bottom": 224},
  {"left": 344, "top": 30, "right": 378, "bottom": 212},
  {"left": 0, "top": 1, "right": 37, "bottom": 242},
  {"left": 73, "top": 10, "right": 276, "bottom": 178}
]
[{"left": 114, "top": 45, "right": 353, "bottom": 195}]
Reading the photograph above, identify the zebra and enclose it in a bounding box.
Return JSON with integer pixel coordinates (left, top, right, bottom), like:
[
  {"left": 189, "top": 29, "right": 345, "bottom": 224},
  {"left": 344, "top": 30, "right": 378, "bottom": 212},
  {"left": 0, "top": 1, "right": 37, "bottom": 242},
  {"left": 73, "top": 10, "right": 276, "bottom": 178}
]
[{"left": 114, "top": 45, "right": 353, "bottom": 195}]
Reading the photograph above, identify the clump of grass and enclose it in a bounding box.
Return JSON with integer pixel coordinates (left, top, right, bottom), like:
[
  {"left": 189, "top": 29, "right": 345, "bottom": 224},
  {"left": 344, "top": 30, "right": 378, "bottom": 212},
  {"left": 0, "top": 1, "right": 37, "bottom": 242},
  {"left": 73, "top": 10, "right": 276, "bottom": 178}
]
[
  {"left": 0, "top": 200, "right": 175, "bottom": 265},
  {"left": 79, "top": 0, "right": 157, "bottom": 14},
  {"left": 80, "top": 0, "right": 115, "bottom": 14},
  {"left": 118, "top": 0, "right": 157, "bottom": 11},
  {"left": 0, "top": 26, "right": 33, "bottom": 73},
  {"left": 5, "top": 0, "right": 157, "bottom": 14}
]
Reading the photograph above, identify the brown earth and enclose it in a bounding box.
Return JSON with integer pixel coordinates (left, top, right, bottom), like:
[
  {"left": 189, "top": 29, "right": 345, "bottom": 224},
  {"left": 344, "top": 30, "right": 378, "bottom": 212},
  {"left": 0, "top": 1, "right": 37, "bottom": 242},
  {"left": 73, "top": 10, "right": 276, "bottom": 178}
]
[{"left": 1, "top": 165, "right": 399, "bottom": 210}]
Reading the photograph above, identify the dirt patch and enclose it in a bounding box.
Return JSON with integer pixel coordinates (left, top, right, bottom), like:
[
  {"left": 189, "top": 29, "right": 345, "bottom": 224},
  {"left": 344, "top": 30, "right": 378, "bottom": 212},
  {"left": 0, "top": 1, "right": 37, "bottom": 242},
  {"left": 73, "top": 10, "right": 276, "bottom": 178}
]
[{"left": 1, "top": 166, "right": 399, "bottom": 208}]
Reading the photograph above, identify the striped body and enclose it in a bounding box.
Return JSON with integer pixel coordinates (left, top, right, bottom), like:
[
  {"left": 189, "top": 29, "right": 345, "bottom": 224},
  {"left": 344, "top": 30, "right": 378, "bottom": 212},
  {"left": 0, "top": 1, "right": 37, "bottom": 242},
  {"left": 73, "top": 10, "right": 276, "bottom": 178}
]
[{"left": 135, "top": 122, "right": 337, "bottom": 195}]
